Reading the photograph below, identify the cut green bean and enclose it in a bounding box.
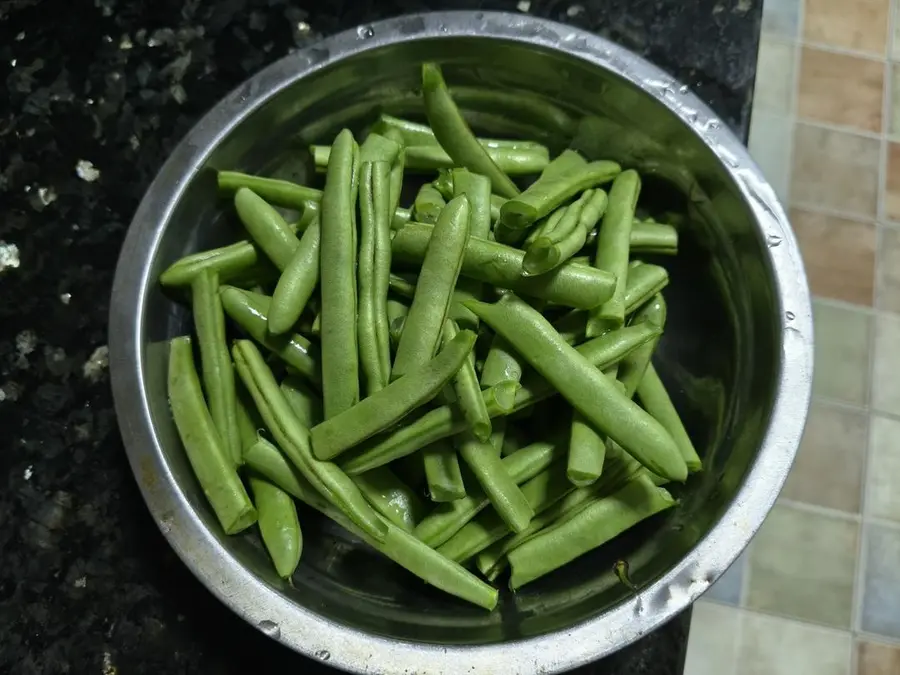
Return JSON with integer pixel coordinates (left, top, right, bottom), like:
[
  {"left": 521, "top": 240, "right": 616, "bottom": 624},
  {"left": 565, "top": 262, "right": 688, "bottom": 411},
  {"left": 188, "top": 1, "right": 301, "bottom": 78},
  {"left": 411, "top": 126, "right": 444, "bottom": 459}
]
[
  {"left": 280, "top": 375, "right": 322, "bottom": 428},
  {"left": 630, "top": 221, "right": 678, "bottom": 253},
  {"left": 243, "top": 437, "right": 496, "bottom": 610},
  {"left": 508, "top": 474, "right": 675, "bottom": 589},
  {"left": 310, "top": 328, "right": 477, "bottom": 460},
  {"left": 423, "top": 440, "right": 466, "bottom": 502},
  {"left": 499, "top": 157, "right": 621, "bottom": 230},
  {"left": 421, "top": 63, "right": 519, "bottom": 199},
  {"left": 353, "top": 465, "right": 428, "bottom": 531},
  {"left": 480, "top": 334, "right": 524, "bottom": 390},
  {"left": 391, "top": 224, "right": 616, "bottom": 310},
  {"left": 358, "top": 161, "right": 393, "bottom": 395},
  {"left": 567, "top": 410, "right": 606, "bottom": 487},
  {"left": 220, "top": 286, "right": 320, "bottom": 386},
  {"left": 443, "top": 320, "right": 491, "bottom": 441},
  {"left": 236, "top": 388, "right": 262, "bottom": 453},
  {"left": 391, "top": 195, "right": 470, "bottom": 380},
  {"left": 452, "top": 169, "right": 492, "bottom": 239},
  {"left": 618, "top": 295, "right": 666, "bottom": 398},
  {"left": 623, "top": 262, "right": 669, "bottom": 315},
  {"left": 191, "top": 271, "right": 241, "bottom": 466},
  {"left": 234, "top": 188, "right": 300, "bottom": 270},
  {"left": 319, "top": 129, "right": 360, "bottom": 418},
  {"left": 248, "top": 471, "right": 302, "bottom": 579},
  {"left": 637, "top": 363, "right": 702, "bottom": 472},
  {"left": 168, "top": 336, "right": 257, "bottom": 534},
  {"left": 358, "top": 132, "right": 402, "bottom": 165},
  {"left": 374, "top": 114, "right": 557, "bottom": 151},
  {"left": 414, "top": 438, "right": 565, "bottom": 547},
  {"left": 436, "top": 460, "right": 575, "bottom": 563},
  {"left": 232, "top": 339, "right": 387, "bottom": 543},
  {"left": 413, "top": 183, "right": 446, "bottom": 224},
  {"left": 463, "top": 295, "right": 687, "bottom": 482},
  {"left": 586, "top": 169, "right": 641, "bottom": 336},
  {"left": 317, "top": 143, "right": 549, "bottom": 175},
  {"left": 339, "top": 322, "right": 663, "bottom": 474},
  {"left": 267, "top": 217, "right": 321, "bottom": 335},
  {"left": 522, "top": 190, "right": 599, "bottom": 276}
]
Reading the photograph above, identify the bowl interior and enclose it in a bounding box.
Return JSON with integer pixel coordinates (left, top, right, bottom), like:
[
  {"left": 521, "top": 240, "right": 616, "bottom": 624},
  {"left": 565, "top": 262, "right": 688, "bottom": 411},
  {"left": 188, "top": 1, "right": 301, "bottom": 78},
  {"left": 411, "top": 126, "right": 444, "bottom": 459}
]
[{"left": 142, "top": 36, "right": 779, "bottom": 645}]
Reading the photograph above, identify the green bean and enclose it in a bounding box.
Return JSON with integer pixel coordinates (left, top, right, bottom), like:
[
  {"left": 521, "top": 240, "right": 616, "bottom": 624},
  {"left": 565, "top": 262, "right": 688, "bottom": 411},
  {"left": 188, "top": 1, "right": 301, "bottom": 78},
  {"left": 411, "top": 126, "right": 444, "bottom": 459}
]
[
  {"left": 405, "top": 145, "right": 548, "bottom": 174},
  {"left": 220, "top": 286, "right": 320, "bottom": 386},
  {"left": 490, "top": 195, "right": 506, "bottom": 225},
  {"left": 339, "top": 322, "right": 662, "bottom": 474},
  {"left": 567, "top": 410, "right": 606, "bottom": 487},
  {"left": 436, "top": 460, "right": 575, "bottom": 563},
  {"left": 391, "top": 195, "right": 470, "bottom": 380},
  {"left": 236, "top": 388, "right": 262, "bottom": 453},
  {"left": 414, "top": 438, "right": 565, "bottom": 546},
  {"left": 234, "top": 188, "right": 300, "bottom": 270},
  {"left": 480, "top": 334, "right": 524, "bottom": 390},
  {"left": 267, "top": 217, "right": 321, "bottom": 336},
  {"left": 443, "top": 320, "right": 491, "bottom": 441},
  {"left": 248, "top": 471, "right": 302, "bottom": 579},
  {"left": 444, "top": 86, "right": 576, "bottom": 138},
  {"left": 359, "top": 132, "right": 402, "bottom": 164},
  {"left": 413, "top": 183, "right": 446, "bottom": 224},
  {"left": 477, "top": 443, "right": 642, "bottom": 580},
  {"left": 353, "top": 466, "right": 428, "bottom": 531},
  {"left": 423, "top": 440, "right": 467, "bottom": 502},
  {"left": 523, "top": 207, "right": 567, "bottom": 248},
  {"left": 309, "top": 328, "right": 477, "bottom": 460},
  {"left": 168, "top": 336, "right": 257, "bottom": 534},
  {"left": 637, "top": 363, "right": 703, "bottom": 473},
  {"left": 374, "top": 114, "right": 554, "bottom": 152},
  {"left": 391, "top": 224, "right": 615, "bottom": 310},
  {"left": 499, "top": 157, "right": 621, "bottom": 231},
  {"left": 319, "top": 129, "right": 360, "bottom": 418},
  {"left": 507, "top": 474, "right": 675, "bottom": 589},
  {"left": 421, "top": 63, "right": 519, "bottom": 199},
  {"left": 218, "top": 171, "right": 322, "bottom": 208},
  {"left": 457, "top": 432, "right": 534, "bottom": 534},
  {"left": 388, "top": 272, "right": 418, "bottom": 299},
  {"left": 190, "top": 271, "right": 241, "bottom": 466},
  {"left": 387, "top": 298, "right": 409, "bottom": 348},
  {"left": 452, "top": 169, "right": 492, "bottom": 239},
  {"left": 522, "top": 192, "right": 595, "bottom": 276},
  {"left": 629, "top": 221, "right": 678, "bottom": 254},
  {"left": 358, "top": 161, "right": 393, "bottom": 395},
  {"left": 243, "top": 437, "right": 496, "bottom": 610},
  {"left": 232, "top": 339, "right": 388, "bottom": 543},
  {"left": 389, "top": 272, "right": 481, "bottom": 331},
  {"left": 280, "top": 376, "right": 322, "bottom": 428},
  {"left": 618, "top": 295, "right": 666, "bottom": 398},
  {"left": 586, "top": 170, "right": 641, "bottom": 336},
  {"left": 463, "top": 295, "right": 687, "bottom": 482},
  {"left": 623, "top": 262, "right": 669, "bottom": 315},
  {"left": 218, "top": 171, "right": 411, "bottom": 230},
  {"left": 389, "top": 148, "right": 406, "bottom": 226}
]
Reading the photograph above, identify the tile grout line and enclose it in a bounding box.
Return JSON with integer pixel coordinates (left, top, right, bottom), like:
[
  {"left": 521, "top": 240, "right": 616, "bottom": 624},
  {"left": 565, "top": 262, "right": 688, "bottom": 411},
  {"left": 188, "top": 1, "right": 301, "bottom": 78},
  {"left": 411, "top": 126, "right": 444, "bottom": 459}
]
[
  {"left": 777, "top": 497, "right": 862, "bottom": 522},
  {"left": 793, "top": 117, "right": 883, "bottom": 142},
  {"left": 798, "top": 38, "right": 890, "bottom": 63}
]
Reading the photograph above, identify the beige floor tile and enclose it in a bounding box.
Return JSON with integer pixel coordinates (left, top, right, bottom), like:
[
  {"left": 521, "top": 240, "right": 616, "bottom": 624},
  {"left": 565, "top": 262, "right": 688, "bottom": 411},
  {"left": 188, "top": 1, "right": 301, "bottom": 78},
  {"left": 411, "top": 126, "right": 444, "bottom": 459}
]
[
  {"left": 812, "top": 301, "right": 872, "bottom": 406},
  {"left": 866, "top": 415, "right": 900, "bottom": 523},
  {"left": 861, "top": 525, "right": 900, "bottom": 638},
  {"left": 756, "top": 38, "right": 796, "bottom": 114},
  {"left": 684, "top": 602, "right": 740, "bottom": 675},
  {"left": 736, "top": 611, "right": 852, "bottom": 675},
  {"left": 885, "top": 144, "right": 900, "bottom": 222},
  {"left": 763, "top": 0, "right": 801, "bottom": 39},
  {"left": 804, "top": 0, "right": 890, "bottom": 55},
  {"left": 749, "top": 111, "right": 792, "bottom": 203},
  {"left": 747, "top": 504, "right": 858, "bottom": 628},
  {"left": 857, "top": 639, "right": 900, "bottom": 675},
  {"left": 782, "top": 400, "right": 867, "bottom": 513},
  {"left": 798, "top": 48, "right": 883, "bottom": 133},
  {"left": 790, "top": 209, "right": 875, "bottom": 306},
  {"left": 791, "top": 124, "right": 880, "bottom": 218},
  {"left": 872, "top": 313, "right": 900, "bottom": 415},
  {"left": 876, "top": 226, "right": 900, "bottom": 313}
]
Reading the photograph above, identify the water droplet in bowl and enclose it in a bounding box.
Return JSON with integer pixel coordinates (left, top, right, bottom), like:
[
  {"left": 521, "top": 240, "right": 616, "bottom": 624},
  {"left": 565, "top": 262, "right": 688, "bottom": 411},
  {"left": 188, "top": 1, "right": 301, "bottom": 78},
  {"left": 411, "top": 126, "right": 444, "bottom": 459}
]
[
  {"left": 785, "top": 311, "right": 795, "bottom": 321},
  {"left": 357, "top": 25, "right": 374, "bottom": 39},
  {"left": 315, "top": 650, "right": 331, "bottom": 661},
  {"left": 678, "top": 84, "right": 689, "bottom": 94},
  {"left": 258, "top": 620, "right": 280, "bottom": 638},
  {"left": 766, "top": 233, "right": 783, "bottom": 248}
]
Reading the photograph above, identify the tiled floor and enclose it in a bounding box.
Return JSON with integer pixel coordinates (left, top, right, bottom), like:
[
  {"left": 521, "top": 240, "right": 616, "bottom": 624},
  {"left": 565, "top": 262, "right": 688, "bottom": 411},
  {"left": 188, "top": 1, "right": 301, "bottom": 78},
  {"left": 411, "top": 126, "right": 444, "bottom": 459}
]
[{"left": 684, "top": 0, "right": 900, "bottom": 672}]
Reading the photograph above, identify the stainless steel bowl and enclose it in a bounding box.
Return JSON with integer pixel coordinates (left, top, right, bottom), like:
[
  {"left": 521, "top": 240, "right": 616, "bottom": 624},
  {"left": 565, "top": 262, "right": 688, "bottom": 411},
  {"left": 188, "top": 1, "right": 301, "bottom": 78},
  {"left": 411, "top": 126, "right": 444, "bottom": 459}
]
[{"left": 109, "top": 11, "right": 813, "bottom": 674}]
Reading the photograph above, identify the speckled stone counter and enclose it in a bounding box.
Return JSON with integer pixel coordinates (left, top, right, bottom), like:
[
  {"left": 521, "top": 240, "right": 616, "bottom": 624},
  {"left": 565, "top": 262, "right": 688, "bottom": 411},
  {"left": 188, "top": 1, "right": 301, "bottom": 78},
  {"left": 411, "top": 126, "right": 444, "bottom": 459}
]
[{"left": 0, "top": 1, "right": 760, "bottom": 673}]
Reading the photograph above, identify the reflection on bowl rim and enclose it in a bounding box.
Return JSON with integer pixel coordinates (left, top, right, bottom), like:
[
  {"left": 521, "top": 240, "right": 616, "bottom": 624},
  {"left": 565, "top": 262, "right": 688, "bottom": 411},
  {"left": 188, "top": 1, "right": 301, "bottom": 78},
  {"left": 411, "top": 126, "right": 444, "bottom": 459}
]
[{"left": 109, "top": 11, "right": 812, "bottom": 674}]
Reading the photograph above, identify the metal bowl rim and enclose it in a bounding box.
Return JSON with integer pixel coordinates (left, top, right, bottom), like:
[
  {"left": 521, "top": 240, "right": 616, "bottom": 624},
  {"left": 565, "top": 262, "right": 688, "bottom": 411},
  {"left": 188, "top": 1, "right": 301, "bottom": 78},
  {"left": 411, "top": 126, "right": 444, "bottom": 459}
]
[{"left": 108, "top": 11, "right": 813, "bottom": 674}]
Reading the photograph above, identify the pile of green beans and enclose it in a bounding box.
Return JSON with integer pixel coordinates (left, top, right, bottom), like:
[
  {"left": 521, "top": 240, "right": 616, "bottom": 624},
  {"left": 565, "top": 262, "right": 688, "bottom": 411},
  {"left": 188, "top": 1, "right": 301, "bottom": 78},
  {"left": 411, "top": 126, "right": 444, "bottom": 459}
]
[{"left": 160, "top": 62, "right": 701, "bottom": 606}]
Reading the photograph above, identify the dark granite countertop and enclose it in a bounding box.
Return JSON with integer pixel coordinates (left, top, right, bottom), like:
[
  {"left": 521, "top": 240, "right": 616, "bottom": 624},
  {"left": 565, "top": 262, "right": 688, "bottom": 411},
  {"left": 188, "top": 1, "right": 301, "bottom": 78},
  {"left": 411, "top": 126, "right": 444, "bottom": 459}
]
[{"left": 0, "top": 0, "right": 760, "bottom": 673}]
